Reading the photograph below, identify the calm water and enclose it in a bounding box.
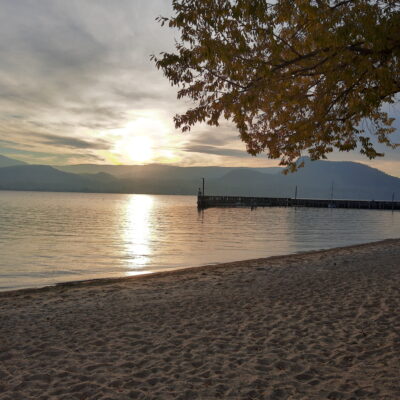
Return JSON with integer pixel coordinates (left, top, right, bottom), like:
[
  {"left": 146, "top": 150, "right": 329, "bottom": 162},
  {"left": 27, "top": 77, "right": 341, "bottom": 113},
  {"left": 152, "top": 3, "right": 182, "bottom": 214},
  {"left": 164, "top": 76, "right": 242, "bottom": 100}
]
[{"left": 1, "top": 191, "right": 400, "bottom": 291}]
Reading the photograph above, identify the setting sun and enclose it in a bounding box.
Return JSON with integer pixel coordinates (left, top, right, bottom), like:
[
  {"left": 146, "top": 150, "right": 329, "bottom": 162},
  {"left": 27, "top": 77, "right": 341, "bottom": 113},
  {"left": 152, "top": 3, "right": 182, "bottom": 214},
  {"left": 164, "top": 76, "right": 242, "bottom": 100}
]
[
  {"left": 127, "top": 136, "right": 153, "bottom": 163},
  {"left": 109, "top": 113, "right": 175, "bottom": 164}
]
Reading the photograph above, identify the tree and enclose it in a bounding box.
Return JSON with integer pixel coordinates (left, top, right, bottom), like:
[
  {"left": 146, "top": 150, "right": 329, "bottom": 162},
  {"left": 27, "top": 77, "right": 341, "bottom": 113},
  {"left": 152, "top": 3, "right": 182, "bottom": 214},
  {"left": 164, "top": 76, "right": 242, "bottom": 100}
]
[{"left": 153, "top": 0, "right": 400, "bottom": 170}]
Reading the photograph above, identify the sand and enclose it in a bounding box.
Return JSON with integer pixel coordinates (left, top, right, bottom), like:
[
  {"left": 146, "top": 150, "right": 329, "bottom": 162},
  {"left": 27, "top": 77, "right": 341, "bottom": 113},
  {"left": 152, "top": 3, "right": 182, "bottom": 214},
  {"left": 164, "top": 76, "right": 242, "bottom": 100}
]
[{"left": 0, "top": 239, "right": 400, "bottom": 400}]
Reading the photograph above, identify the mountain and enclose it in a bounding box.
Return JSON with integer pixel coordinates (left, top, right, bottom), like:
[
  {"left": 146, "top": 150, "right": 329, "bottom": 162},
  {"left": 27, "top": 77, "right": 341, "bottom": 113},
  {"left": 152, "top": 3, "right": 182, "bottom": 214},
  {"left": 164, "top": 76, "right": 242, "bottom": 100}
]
[
  {"left": 55, "top": 164, "right": 283, "bottom": 180},
  {"left": 1, "top": 159, "right": 399, "bottom": 200},
  {"left": 206, "top": 158, "right": 400, "bottom": 200},
  {"left": 0, "top": 165, "right": 120, "bottom": 192},
  {"left": 0, "top": 154, "right": 27, "bottom": 167}
]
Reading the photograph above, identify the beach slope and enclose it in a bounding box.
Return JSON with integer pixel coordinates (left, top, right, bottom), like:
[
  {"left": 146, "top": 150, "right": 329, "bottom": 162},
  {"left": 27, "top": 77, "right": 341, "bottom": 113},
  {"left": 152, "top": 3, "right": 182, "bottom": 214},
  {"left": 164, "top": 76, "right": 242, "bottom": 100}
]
[{"left": 1, "top": 239, "right": 400, "bottom": 399}]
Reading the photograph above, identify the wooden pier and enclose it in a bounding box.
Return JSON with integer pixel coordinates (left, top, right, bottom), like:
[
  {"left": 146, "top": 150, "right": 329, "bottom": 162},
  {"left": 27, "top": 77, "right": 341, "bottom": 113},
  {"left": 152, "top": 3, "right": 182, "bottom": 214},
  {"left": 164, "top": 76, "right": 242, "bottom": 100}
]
[{"left": 197, "top": 195, "right": 400, "bottom": 211}]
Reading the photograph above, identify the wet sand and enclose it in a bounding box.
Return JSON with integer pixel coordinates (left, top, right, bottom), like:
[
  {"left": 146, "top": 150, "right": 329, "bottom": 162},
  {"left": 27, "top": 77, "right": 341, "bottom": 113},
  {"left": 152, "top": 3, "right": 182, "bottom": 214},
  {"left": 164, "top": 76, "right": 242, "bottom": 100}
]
[{"left": 1, "top": 239, "right": 400, "bottom": 399}]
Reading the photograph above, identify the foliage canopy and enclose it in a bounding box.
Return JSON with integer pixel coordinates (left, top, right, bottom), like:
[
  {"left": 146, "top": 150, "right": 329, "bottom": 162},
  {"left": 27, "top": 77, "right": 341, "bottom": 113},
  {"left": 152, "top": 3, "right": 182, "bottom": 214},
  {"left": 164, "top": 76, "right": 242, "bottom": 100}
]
[{"left": 153, "top": 0, "right": 400, "bottom": 169}]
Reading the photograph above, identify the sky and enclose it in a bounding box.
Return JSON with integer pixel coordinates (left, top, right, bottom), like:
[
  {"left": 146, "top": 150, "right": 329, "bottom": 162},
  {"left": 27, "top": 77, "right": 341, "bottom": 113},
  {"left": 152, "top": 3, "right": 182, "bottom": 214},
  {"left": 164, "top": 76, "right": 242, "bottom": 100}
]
[{"left": 0, "top": 0, "right": 399, "bottom": 176}]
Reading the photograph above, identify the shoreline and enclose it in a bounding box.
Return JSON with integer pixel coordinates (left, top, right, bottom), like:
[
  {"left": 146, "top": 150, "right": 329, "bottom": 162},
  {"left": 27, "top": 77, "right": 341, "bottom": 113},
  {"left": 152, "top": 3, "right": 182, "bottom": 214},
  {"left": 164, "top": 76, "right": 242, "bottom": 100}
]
[
  {"left": 1, "top": 237, "right": 398, "bottom": 297},
  {"left": 1, "top": 238, "right": 399, "bottom": 399}
]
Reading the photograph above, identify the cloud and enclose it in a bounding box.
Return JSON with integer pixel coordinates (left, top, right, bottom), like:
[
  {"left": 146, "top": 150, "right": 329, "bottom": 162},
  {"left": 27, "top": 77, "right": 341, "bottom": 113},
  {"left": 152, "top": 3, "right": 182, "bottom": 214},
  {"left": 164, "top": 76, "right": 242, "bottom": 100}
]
[
  {"left": 184, "top": 144, "right": 252, "bottom": 158},
  {"left": 35, "top": 133, "right": 111, "bottom": 150},
  {"left": 0, "top": 146, "right": 105, "bottom": 165},
  {"left": 0, "top": 0, "right": 177, "bottom": 162},
  {"left": 191, "top": 131, "right": 236, "bottom": 147}
]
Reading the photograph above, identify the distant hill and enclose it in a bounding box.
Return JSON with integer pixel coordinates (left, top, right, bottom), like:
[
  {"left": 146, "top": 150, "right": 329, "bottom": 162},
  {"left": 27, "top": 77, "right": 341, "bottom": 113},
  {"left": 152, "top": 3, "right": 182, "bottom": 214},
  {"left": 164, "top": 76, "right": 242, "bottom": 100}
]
[
  {"left": 0, "top": 165, "right": 120, "bottom": 192},
  {"left": 206, "top": 158, "right": 400, "bottom": 200},
  {"left": 55, "top": 164, "right": 283, "bottom": 180},
  {"left": 1, "top": 158, "right": 399, "bottom": 200},
  {"left": 0, "top": 154, "right": 27, "bottom": 168}
]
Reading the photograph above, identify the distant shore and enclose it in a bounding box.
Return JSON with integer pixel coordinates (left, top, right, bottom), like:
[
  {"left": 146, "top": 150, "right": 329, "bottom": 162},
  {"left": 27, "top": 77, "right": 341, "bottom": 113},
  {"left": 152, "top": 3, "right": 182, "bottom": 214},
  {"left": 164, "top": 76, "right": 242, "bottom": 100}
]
[{"left": 1, "top": 239, "right": 400, "bottom": 399}]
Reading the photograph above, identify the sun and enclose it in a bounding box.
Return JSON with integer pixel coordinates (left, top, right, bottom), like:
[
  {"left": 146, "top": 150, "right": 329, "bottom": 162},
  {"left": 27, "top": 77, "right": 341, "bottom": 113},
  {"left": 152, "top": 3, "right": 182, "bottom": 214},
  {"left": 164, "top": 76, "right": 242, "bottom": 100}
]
[
  {"left": 127, "top": 136, "right": 153, "bottom": 163},
  {"left": 108, "top": 112, "right": 175, "bottom": 164}
]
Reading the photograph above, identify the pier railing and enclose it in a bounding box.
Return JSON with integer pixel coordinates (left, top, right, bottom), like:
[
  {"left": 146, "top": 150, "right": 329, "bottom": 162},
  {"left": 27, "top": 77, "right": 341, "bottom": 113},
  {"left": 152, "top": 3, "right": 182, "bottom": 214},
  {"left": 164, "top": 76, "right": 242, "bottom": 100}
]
[{"left": 197, "top": 195, "right": 400, "bottom": 211}]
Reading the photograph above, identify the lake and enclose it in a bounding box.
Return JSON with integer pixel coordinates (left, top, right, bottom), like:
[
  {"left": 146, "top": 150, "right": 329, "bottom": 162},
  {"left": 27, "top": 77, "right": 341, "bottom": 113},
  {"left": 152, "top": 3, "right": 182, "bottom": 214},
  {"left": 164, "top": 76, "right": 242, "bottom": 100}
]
[{"left": 1, "top": 191, "right": 400, "bottom": 291}]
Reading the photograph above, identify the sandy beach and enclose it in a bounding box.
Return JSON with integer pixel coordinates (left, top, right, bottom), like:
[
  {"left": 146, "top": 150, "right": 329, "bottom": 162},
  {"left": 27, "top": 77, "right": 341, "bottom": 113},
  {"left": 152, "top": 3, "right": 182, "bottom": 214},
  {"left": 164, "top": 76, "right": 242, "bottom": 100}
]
[{"left": 1, "top": 240, "right": 399, "bottom": 399}]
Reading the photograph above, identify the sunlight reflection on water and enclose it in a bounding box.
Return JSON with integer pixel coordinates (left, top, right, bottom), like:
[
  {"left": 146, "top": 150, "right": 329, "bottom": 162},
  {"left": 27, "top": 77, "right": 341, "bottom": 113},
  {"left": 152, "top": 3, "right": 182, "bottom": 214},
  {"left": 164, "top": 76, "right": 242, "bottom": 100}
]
[{"left": 123, "top": 195, "right": 154, "bottom": 271}]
